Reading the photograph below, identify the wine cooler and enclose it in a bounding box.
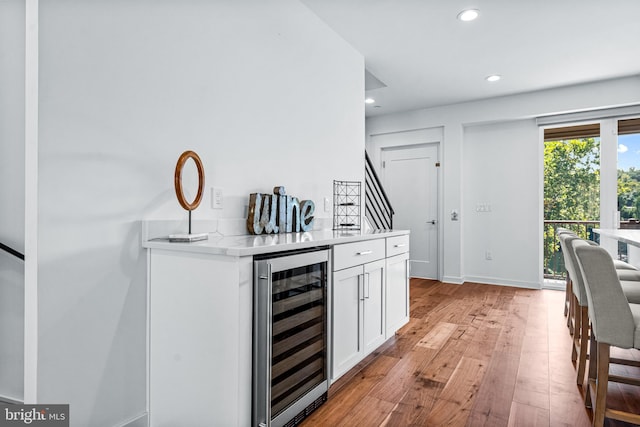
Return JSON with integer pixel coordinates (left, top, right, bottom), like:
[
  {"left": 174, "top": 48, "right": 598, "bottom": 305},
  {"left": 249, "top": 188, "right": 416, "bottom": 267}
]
[{"left": 253, "top": 247, "right": 330, "bottom": 427}]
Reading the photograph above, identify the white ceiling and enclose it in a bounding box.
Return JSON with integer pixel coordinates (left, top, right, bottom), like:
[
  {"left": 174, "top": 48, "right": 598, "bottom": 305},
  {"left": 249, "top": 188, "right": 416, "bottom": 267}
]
[{"left": 300, "top": 0, "right": 640, "bottom": 117}]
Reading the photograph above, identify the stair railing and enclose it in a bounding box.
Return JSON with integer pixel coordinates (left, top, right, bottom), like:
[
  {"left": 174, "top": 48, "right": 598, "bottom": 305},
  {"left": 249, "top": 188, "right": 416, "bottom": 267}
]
[
  {"left": 0, "top": 241, "right": 25, "bottom": 261},
  {"left": 365, "top": 151, "right": 394, "bottom": 230}
]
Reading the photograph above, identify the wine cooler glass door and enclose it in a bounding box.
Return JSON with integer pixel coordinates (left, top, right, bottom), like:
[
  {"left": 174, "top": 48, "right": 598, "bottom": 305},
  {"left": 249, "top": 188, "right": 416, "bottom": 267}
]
[{"left": 253, "top": 249, "right": 329, "bottom": 427}]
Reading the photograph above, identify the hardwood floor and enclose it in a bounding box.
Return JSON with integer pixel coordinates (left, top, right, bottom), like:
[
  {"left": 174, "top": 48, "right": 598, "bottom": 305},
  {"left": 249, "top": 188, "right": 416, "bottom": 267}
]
[{"left": 301, "top": 279, "right": 640, "bottom": 427}]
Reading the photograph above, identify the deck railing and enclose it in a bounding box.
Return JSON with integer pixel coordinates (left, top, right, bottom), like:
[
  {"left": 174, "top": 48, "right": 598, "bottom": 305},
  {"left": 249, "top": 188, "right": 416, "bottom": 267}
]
[{"left": 544, "top": 220, "right": 599, "bottom": 280}]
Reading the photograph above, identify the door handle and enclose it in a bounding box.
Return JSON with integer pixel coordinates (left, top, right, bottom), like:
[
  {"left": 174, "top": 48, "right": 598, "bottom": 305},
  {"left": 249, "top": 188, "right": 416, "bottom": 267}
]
[
  {"left": 364, "top": 272, "right": 370, "bottom": 299},
  {"left": 427, "top": 220, "right": 437, "bottom": 225}
]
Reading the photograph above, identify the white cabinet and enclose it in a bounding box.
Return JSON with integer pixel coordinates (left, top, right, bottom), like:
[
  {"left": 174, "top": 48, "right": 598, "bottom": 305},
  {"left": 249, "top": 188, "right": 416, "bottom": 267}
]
[
  {"left": 331, "top": 239, "right": 387, "bottom": 381},
  {"left": 147, "top": 249, "right": 253, "bottom": 427},
  {"left": 331, "top": 234, "right": 410, "bottom": 382},
  {"left": 386, "top": 234, "right": 410, "bottom": 338},
  {"left": 144, "top": 227, "right": 410, "bottom": 422},
  {"left": 332, "top": 259, "right": 386, "bottom": 380},
  {"left": 362, "top": 260, "right": 385, "bottom": 353},
  {"left": 386, "top": 251, "right": 410, "bottom": 338},
  {"left": 332, "top": 265, "right": 363, "bottom": 379}
]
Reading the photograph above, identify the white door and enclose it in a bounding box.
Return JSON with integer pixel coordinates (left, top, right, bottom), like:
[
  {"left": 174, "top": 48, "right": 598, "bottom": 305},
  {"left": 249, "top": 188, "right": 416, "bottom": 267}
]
[{"left": 382, "top": 144, "right": 439, "bottom": 279}]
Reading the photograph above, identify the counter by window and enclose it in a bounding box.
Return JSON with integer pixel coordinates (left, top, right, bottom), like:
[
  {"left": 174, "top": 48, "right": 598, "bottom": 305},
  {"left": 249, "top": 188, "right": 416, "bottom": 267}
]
[{"left": 593, "top": 228, "right": 640, "bottom": 268}]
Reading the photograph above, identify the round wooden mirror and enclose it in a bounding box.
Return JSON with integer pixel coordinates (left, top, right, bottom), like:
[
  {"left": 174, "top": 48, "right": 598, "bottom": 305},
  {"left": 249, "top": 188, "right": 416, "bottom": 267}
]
[{"left": 174, "top": 150, "right": 205, "bottom": 211}]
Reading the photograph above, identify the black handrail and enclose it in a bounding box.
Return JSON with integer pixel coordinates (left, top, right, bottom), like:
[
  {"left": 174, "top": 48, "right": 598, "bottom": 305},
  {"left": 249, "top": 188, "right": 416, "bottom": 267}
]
[
  {"left": 0, "top": 241, "right": 25, "bottom": 261},
  {"left": 364, "top": 151, "right": 395, "bottom": 229},
  {"left": 365, "top": 175, "right": 392, "bottom": 229}
]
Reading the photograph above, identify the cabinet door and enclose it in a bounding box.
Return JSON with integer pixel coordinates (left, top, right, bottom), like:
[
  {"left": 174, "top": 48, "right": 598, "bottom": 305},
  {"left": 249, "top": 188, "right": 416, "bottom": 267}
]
[
  {"left": 363, "top": 259, "right": 386, "bottom": 354},
  {"left": 386, "top": 252, "right": 410, "bottom": 338},
  {"left": 332, "top": 265, "right": 363, "bottom": 381}
]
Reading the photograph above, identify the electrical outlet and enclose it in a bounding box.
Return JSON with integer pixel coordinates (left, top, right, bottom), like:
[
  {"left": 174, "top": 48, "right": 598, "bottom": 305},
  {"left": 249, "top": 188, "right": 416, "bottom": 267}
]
[
  {"left": 212, "top": 187, "right": 223, "bottom": 209},
  {"left": 476, "top": 203, "right": 492, "bottom": 212},
  {"left": 324, "top": 197, "right": 330, "bottom": 213},
  {"left": 485, "top": 251, "right": 493, "bottom": 260}
]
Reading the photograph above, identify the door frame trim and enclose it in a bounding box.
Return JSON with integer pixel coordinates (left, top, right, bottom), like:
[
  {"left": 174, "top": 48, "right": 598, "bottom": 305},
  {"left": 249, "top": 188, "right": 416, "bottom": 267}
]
[{"left": 370, "top": 129, "right": 443, "bottom": 281}]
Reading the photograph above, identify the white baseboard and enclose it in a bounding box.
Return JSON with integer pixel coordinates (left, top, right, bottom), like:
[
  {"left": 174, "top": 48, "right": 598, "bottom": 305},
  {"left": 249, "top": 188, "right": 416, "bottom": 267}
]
[
  {"left": 542, "top": 279, "right": 566, "bottom": 291},
  {"left": 0, "top": 394, "right": 23, "bottom": 405},
  {"left": 441, "top": 275, "right": 464, "bottom": 284},
  {"left": 114, "top": 412, "right": 147, "bottom": 427},
  {"left": 463, "top": 276, "right": 541, "bottom": 290}
]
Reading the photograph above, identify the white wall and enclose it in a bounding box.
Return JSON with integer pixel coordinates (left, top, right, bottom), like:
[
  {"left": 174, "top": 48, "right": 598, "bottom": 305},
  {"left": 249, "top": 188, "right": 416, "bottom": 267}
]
[
  {"left": 0, "top": 0, "right": 25, "bottom": 402},
  {"left": 463, "top": 119, "right": 540, "bottom": 287},
  {"left": 366, "top": 75, "right": 640, "bottom": 287},
  {"left": 35, "top": 1, "right": 363, "bottom": 425}
]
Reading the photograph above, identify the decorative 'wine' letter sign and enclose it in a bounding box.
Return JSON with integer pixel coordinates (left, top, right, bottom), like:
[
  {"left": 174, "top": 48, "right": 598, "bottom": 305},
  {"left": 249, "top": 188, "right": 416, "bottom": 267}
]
[{"left": 247, "top": 186, "right": 315, "bottom": 235}]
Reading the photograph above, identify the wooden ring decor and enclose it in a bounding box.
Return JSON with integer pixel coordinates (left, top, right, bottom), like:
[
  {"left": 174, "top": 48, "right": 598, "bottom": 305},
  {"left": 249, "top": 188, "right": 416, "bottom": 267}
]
[{"left": 174, "top": 150, "right": 205, "bottom": 211}]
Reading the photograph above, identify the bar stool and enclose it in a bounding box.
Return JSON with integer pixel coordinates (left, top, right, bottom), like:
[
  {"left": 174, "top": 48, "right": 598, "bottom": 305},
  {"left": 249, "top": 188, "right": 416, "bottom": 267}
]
[
  {"left": 557, "top": 229, "right": 578, "bottom": 322},
  {"left": 570, "top": 239, "right": 640, "bottom": 383},
  {"left": 559, "top": 233, "right": 639, "bottom": 336},
  {"left": 573, "top": 243, "right": 640, "bottom": 427}
]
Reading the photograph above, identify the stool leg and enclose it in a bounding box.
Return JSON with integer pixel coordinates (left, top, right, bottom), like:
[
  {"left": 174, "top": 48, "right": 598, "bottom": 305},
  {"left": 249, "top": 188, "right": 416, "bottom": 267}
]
[
  {"left": 572, "top": 299, "right": 579, "bottom": 363},
  {"left": 593, "top": 342, "right": 610, "bottom": 427},
  {"left": 564, "top": 277, "right": 572, "bottom": 317},
  {"left": 568, "top": 293, "right": 576, "bottom": 336},
  {"left": 576, "top": 306, "right": 588, "bottom": 386},
  {"left": 585, "top": 326, "right": 596, "bottom": 409}
]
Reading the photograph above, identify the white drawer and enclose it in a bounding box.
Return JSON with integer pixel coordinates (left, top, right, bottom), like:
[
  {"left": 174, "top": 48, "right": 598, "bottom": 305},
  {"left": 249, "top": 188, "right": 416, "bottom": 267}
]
[
  {"left": 386, "top": 234, "right": 410, "bottom": 257},
  {"left": 333, "top": 239, "right": 386, "bottom": 271}
]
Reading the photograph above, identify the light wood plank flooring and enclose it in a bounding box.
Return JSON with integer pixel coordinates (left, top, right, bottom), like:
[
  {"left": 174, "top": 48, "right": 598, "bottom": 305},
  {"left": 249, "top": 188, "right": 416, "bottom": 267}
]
[{"left": 301, "top": 279, "right": 640, "bottom": 427}]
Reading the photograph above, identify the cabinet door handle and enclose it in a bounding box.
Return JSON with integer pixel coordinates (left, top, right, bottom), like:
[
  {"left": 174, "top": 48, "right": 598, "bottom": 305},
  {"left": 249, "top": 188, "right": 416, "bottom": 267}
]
[
  {"left": 358, "top": 274, "right": 365, "bottom": 301},
  {"left": 365, "top": 272, "right": 370, "bottom": 299},
  {"left": 394, "top": 244, "right": 406, "bottom": 248},
  {"left": 357, "top": 250, "right": 373, "bottom": 256}
]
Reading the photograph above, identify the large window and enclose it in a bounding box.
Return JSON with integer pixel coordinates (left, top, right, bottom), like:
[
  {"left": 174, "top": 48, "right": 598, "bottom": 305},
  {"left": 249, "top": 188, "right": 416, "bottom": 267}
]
[
  {"left": 617, "top": 118, "right": 640, "bottom": 221},
  {"left": 543, "top": 124, "right": 600, "bottom": 279},
  {"left": 543, "top": 117, "right": 640, "bottom": 281}
]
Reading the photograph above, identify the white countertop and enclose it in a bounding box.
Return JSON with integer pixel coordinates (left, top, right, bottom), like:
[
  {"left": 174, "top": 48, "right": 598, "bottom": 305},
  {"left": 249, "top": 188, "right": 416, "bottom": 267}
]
[
  {"left": 143, "top": 228, "right": 410, "bottom": 257},
  {"left": 593, "top": 228, "right": 640, "bottom": 248}
]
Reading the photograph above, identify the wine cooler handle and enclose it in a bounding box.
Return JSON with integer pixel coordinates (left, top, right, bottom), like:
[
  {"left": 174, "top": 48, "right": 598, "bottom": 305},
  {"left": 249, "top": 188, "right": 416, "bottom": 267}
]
[
  {"left": 265, "top": 263, "right": 272, "bottom": 426},
  {"left": 256, "top": 263, "right": 272, "bottom": 427}
]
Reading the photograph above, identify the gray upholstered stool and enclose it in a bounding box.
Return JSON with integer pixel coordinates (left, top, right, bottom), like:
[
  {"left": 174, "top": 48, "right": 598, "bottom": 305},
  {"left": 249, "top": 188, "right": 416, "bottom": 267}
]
[
  {"left": 557, "top": 229, "right": 579, "bottom": 320},
  {"left": 565, "top": 237, "right": 640, "bottom": 388},
  {"left": 573, "top": 243, "right": 640, "bottom": 427}
]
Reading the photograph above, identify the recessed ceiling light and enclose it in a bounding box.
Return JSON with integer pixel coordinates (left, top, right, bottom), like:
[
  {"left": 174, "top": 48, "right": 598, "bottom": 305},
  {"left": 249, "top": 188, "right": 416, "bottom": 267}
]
[
  {"left": 457, "top": 9, "right": 479, "bottom": 22},
  {"left": 486, "top": 75, "right": 501, "bottom": 82},
  {"left": 365, "top": 98, "right": 376, "bottom": 104}
]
